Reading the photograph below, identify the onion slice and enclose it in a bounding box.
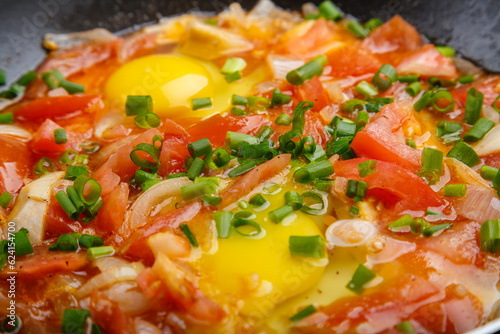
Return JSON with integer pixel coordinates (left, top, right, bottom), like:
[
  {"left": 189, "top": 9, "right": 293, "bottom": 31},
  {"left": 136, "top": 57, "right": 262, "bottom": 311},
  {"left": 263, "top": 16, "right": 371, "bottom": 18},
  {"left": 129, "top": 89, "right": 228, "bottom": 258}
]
[
  {"left": 326, "top": 219, "right": 377, "bottom": 248},
  {"left": 473, "top": 124, "right": 500, "bottom": 156},
  {"left": 0, "top": 125, "right": 32, "bottom": 141}
]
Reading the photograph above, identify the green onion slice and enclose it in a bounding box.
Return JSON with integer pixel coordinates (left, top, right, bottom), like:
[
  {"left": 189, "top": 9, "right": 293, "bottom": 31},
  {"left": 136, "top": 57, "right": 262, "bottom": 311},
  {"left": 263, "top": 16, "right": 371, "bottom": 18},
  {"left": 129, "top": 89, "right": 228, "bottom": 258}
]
[
  {"left": 134, "top": 113, "right": 161, "bottom": 129},
  {"left": 192, "top": 97, "right": 212, "bottom": 110},
  {"left": 446, "top": 140, "right": 480, "bottom": 167},
  {"left": 205, "top": 147, "right": 230, "bottom": 169},
  {"left": 34, "top": 157, "right": 55, "bottom": 175},
  {"left": 215, "top": 210, "right": 233, "bottom": 238},
  {"left": 125, "top": 95, "right": 152, "bottom": 116},
  {"left": 301, "top": 191, "right": 325, "bottom": 215},
  {"left": 0, "top": 112, "right": 14, "bottom": 124},
  {"left": 372, "top": 64, "right": 398, "bottom": 91},
  {"left": 431, "top": 90, "right": 454, "bottom": 112},
  {"left": 290, "top": 305, "right": 317, "bottom": 322},
  {"left": 286, "top": 55, "right": 328, "bottom": 85},
  {"left": 275, "top": 113, "right": 292, "bottom": 126},
  {"left": 294, "top": 160, "right": 334, "bottom": 184},
  {"left": 87, "top": 246, "right": 115, "bottom": 260},
  {"left": 443, "top": 184, "right": 467, "bottom": 197},
  {"left": 79, "top": 234, "right": 104, "bottom": 249},
  {"left": 480, "top": 219, "right": 500, "bottom": 253},
  {"left": 355, "top": 81, "right": 378, "bottom": 97},
  {"left": 289, "top": 235, "right": 325, "bottom": 258},
  {"left": 463, "top": 117, "right": 495, "bottom": 142},
  {"left": 54, "top": 128, "right": 67, "bottom": 145},
  {"left": 232, "top": 219, "right": 263, "bottom": 237},
  {"left": 188, "top": 138, "right": 212, "bottom": 158},
  {"left": 464, "top": 88, "right": 484, "bottom": 125},
  {"left": 0, "top": 191, "right": 13, "bottom": 208},
  {"left": 221, "top": 57, "right": 247, "bottom": 75},
  {"left": 358, "top": 160, "right": 377, "bottom": 177},
  {"left": 73, "top": 175, "right": 102, "bottom": 206},
  {"left": 130, "top": 143, "right": 161, "bottom": 172},
  {"left": 318, "top": 0, "right": 342, "bottom": 21},
  {"left": 346, "top": 264, "right": 376, "bottom": 294},
  {"left": 13, "top": 228, "right": 34, "bottom": 256},
  {"left": 180, "top": 223, "right": 199, "bottom": 247},
  {"left": 269, "top": 205, "right": 294, "bottom": 224}
]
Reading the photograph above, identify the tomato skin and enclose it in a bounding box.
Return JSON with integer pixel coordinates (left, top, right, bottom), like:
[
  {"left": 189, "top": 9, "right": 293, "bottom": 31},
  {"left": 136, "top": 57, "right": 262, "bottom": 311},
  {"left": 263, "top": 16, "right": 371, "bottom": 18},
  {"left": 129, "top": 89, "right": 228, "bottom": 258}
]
[
  {"left": 326, "top": 44, "right": 382, "bottom": 77},
  {"left": 158, "top": 118, "right": 191, "bottom": 176},
  {"left": 334, "top": 158, "right": 445, "bottom": 211},
  {"left": 97, "top": 182, "right": 129, "bottom": 233},
  {"left": 187, "top": 114, "right": 270, "bottom": 147},
  {"left": 397, "top": 44, "right": 457, "bottom": 79},
  {"left": 32, "top": 119, "right": 85, "bottom": 156},
  {"left": 15, "top": 95, "right": 104, "bottom": 121},
  {"left": 294, "top": 76, "right": 330, "bottom": 112},
  {"left": 89, "top": 290, "right": 134, "bottom": 334},
  {"left": 0, "top": 135, "right": 33, "bottom": 194}
]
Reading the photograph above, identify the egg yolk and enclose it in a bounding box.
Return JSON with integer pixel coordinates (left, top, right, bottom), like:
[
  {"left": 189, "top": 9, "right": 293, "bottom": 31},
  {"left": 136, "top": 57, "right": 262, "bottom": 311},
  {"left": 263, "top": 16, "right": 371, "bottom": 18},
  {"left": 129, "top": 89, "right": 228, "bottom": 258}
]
[
  {"left": 197, "top": 182, "right": 326, "bottom": 326},
  {"left": 105, "top": 54, "right": 267, "bottom": 118}
]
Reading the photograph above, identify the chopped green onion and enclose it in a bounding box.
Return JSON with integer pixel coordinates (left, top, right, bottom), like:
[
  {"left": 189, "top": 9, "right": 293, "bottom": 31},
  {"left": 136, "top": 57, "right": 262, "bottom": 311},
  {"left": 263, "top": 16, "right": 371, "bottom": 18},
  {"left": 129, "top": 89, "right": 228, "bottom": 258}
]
[
  {"left": 79, "top": 234, "right": 104, "bottom": 248},
  {"left": 372, "top": 64, "right": 398, "bottom": 91},
  {"left": 194, "top": 176, "right": 220, "bottom": 186},
  {"left": 13, "top": 228, "right": 34, "bottom": 256},
  {"left": 305, "top": 13, "right": 321, "bottom": 20},
  {"left": 342, "top": 99, "right": 365, "bottom": 113},
  {"left": 247, "top": 96, "right": 270, "bottom": 111},
  {"left": 1, "top": 314, "right": 21, "bottom": 333},
  {"left": 346, "top": 179, "right": 359, "bottom": 198},
  {"left": 55, "top": 234, "right": 78, "bottom": 251},
  {"left": 221, "top": 57, "right": 247, "bottom": 75},
  {"left": 405, "top": 81, "right": 421, "bottom": 96},
  {"left": 180, "top": 181, "right": 217, "bottom": 201},
  {"left": 62, "top": 309, "right": 90, "bottom": 334},
  {"left": 187, "top": 157, "right": 205, "bottom": 180},
  {"left": 201, "top": 195, "right": 221, "bottom": 206},
  {"left": 423, "top": 223, "right": 452, "bottom": 237},
  {"left": 60, "top": 80, "right": 85, "bottom": 94},
  {"left": 66, "top": 186, "right": 85, "bottom": 214},
  {"left": 228, "top": 160, "right": 258, "bottom": 178},
  {"left": 0, "top": 112, "right": 14, "bottom": 124},
  {"left": 232, "top": 219, "right": 263, "bottom": 237},
  {"left": 256, "top": 125, "right": 274, "bottom": 142},
  {"left": 464, "top": 88, "right": 484, "bottom": 125},
  {"left": 301, "top": 191, "right": 325, "bottom": 215},
  {"left": 388, "top": 214, "right": 414, "bottom": 232},
  {"left": 125, "top": 95, "right": 152, "bottom": 116},
  {"left": 83, "top": 197, "right": 103, "bottom": 219},
  {"left": 333, "top": 119, "right": 356, "bottom": 140},
  {"left": 458, "top": 74, "right": 475, "bottom": 84},
  {"left": 41, "top": 69, "right": 65, "bottom": 90},
  {"left": 286, "top": 55, "right": 328, "bottom": 85},
  {"left": 349, "top": 204, "right": 359, "bottom": 216},
  {"left": 238, "top": 200, "right": 249, "bottom": 209},
  {"left": 301, "top": 136, "right": 316, "bottom": 155},
  {"left": 346, "top": 19, "right": 369, "bottom": 39},
  {"left": 275, "top": 113, "right": 292, "bottom": 126},
  {"left": 0, "top": 191, "right": 13, "bottom": 208},
  {"left": 431, "top": 90, "right": 454, "bottom": 112},
  {"left": 87, "top": 246, "right": 115, "bottom": 260},
  {"left": 54, "top": 128, "right": 67, "bottom": 144},
  {"left": 493, "top": 95, "right": 500, "bottom": 113},
  {"left": 289, "top": 235, "right": 325, "bottom": 258},
  {"left": 249, "top": 193, "right": 268, "bottom": 207},
  {"left": 426, "top": 208, "right": 441, "bottom": 216},
  {"left": 130, "top": 143, "right": 161, "bottom": 172},
  {"left": 480, "top": 219, "right": 500, "bottom": 253},
  {"left": 463, "top": 117, "right": 495, "bottom": 142},
  {"left": 428, "top": 77, "right": 442, "bottom": 87},
  {"left": 270, "top": 89, "right": 292, "bottom": 107},
  {"left": 0, "top": 70, "right": 5, "bottom": 85},
  {"left": 398, "top": 74, "right": 419, "bottom": 83},
  {"left": 167, "top": 172, "right": 187, "bottom": 179},
  {"left": 436, "top": 45, "right": 456, "bottom": 57},
  {"left": 443, "top": 184, "right": 467, "bottom": 197},
  {"left": 142, "top": 179, "right": 161, "bottom": 191},
  {"left": 269, "top": 205, "right": 294, "bottom": 223},
  {"left": 355, "top": 81, "right": 378, "bottom": 97},
  {"left": 413, "top": 90, "right": 433, "bottom": 111},
  {"left": 396, "top": 320, "right": 416, "bottom": 334},
  {"left": 231, "top": 107, "right": 247, "bottom": 116},
  {"left": 436, "top": 120, "right": 462, "bottom": 138},
  {"left": 65, "top": 165, "right": 89, "bottom": 180},
  {"left": 406, "top": 139, "right": 416, "bottom": 148},
  {"left": 326, "top": 136, "right": 354, "bottom": 158},
  {"left": 421, "top": 147, "right": 443, "bottom": 174},
  {"left": 134, "top": 113, "right": 161, "bottom": 129},
  {"left": 80, "top": 141, "right": 100, "bottom": 154},
  {"left": 364, "top": 18, "right": 383, "bottom": 32},
  {"left": 290, "top": 305, "right": 317, "bottom": 322},
  {"left": 304, "top": 144, "right": 326, "bottom": 163},
  {"left": 346, "top": 264, "right": 375, "bottom": 294},
  {"left": 135, "top": 169, "right": 159, "bottom": 185},
  {"left": 358, "top": 160, "right": 377, "bottom": 177},
  {"left": 231, "top": 94, "right": 247, "bottom": 105},
  {"left": 205, "top": 147, "right": 230, "bottom": 169},
  {"left": 294, "top": 160, "right": 334, "bottom": 183},
  {"left": 279, "top": 130, "right": 303, "bottom": 157},
  {"left": 0, "top": 83, "right": 24, "bottom": 99},
  {"left": 188, "top": 138, "right": 212, "bottom": 158},
  {"left": 354, "top": 180, "right": 368, "bottom": 202},
  {"left": 446, "top": 140, "right": 480, "bottom": 167},
  {"left": 215, "top": 211, "right": 233, "bottom": 238},
  {"left": 318, "top": 0, "right": 342, "bottom": 21},
  {"left": 480, "top": 165, "right": 498, "bottom": 180},
  {"left": 225, "top": 131, "right": 259, "bottom": 151},
  {"left": 55, "top": 191, "right": 79, "bottom": 220},
  {"left": 73, "top": 175, "right": 102, "bottom": 206},
  {"left": 34, "top": 157, "right": 55, "bottom": 175},
  {"left": 225, "top": 71, "right": 242, "bottom": 83},
  {"left": 191, "top": 97, "right": 212, "bottom": 110},
  {"left": 314, "top": 179, "right": 333, "bottom": 192},
  {"left": 180, "top": 223, "right": 199, "bottom": 247}
]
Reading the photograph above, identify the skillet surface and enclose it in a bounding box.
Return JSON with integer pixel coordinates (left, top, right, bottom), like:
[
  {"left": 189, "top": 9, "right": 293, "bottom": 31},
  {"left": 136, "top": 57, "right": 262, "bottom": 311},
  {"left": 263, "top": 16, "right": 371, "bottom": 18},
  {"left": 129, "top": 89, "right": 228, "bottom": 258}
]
[{"left": 0, "top": 0, "right": 499, "bottom": 87}]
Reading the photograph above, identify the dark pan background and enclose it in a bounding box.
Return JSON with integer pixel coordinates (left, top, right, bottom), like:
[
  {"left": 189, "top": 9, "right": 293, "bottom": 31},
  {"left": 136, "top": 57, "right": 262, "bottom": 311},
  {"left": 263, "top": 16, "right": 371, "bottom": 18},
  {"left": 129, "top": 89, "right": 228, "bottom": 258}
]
[{"left": 1, "top": 0, "right": 500, "bottom": 87}]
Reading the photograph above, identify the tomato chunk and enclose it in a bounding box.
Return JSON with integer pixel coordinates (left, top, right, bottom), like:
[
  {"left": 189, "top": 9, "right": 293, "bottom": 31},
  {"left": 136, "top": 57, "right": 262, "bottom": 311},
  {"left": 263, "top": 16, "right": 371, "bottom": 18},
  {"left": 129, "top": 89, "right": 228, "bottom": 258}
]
[
  {"left": 326, "top": 44, "right": 382, "bottom": 77},
  {"left": 32, "top": 119, "right": 85, "bottom": 156},
  {"left": 97, "top": 182, "right": 129, "bottom": 234},
  {"left": 397, "top": 44, "right": 457, "bottom": 79},
  {"left": 0, "top": 135, "right": 33, "bottom": 194}
]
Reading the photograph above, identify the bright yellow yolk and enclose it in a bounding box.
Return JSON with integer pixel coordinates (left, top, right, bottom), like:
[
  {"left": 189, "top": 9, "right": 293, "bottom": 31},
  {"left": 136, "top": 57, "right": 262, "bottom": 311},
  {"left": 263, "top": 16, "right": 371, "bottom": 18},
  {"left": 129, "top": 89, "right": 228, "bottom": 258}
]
[
  {"left": 105, "top": 54, "right": 267, "bottom": 118},
  {"left": 198, "top": 181, "right": 326, "bottom": 327}
]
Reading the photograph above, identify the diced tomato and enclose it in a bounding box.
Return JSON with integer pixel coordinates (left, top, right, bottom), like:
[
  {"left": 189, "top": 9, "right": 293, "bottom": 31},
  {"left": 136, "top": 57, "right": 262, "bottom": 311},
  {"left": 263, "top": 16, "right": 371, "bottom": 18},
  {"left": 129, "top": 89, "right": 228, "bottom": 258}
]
[
  {"left": 15, "top": 95, "right": 104, "bottom": 122},
  {"left": 158, "top": 118, "right": 191, "bottom": 176},
  {"left": 4, "top": 247, "right": 89, "bottom": 280},
  {"left": 92, "top": 166, "right": 121, "bottom": 197},
  {"left": 397, "top": 44, "right": 457, "bottom": 79},
  {"left": 351, "top": 100, "right": 422, "bottom": 171},
  {"left": 334, "top": 158, "right": 445, "bottom": 212},
  {"left": 326, "top": 44, "right": 382, "bottom": 77},
  {"left": 187, "top": 114, "right": 271, "bottom": 148},
  {"left": 295, "top": 76, "right": 330, "bottom": 112},
  {"left": 44, "top": 197, "right": 84, "bottom": 237},
  {"left": 221, "top": 154, "right": 291, "bottom": 207},
  {"left": 276, "top": 18, "right": 337, "bottom": 57},
  {"left": 89, "top": 290, "right": 134, "bottom": 334},
  {"left": 451, "top": 78, "right": 500, "bottom": 108},
  {"left": 362, "top": 15, "right": 423, "bottom": 56},
  {"left": 31, "top": 119, "right": 85, "bottom": 156},
  {"left": 97, "top": 182, "right": 129, "bottom": 234},
  {"left": 0, "top": 135, "right": 33, "bottom": 194}
]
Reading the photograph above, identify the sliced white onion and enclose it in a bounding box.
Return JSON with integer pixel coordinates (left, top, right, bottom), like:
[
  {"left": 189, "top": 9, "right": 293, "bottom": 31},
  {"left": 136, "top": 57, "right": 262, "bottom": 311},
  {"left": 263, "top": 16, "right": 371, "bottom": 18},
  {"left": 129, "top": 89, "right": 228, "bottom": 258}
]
[
  {"left": 430, "top": 163, "right": 451, "bottom": 192},
  {"left": 444, "top": 157, "right": 489, "bottom": 187},
  {"left": 453, "top": 185, "right": 500, "bottom": 222},
  {"left": 473, "top": 124, "right": 500, "bottom": 156},
  {"left": 127, "top": 177, "right": 192, "bottom": 230},
  {"left": 248, "top": 0, "right": 277, "bottom": 18},
  {"left": 254, "top": 81, "right": 280, "bottom": 94},
  {"left": 0, "top": 125, "right": 32, "bottom": 141},
  {"left": 76, "top": 260, "right": 145, "bottom": 298},
  {"left": 134, "top": 319, "right": 161, "bottom": 334},
  {"left": 366, "top": 236, "right": 416, "bottom": 265},
  {"left": 483, "top": 105, "right": 500, "bottom": 124},
  {"left": 94, "top": 111, "right": 128, "bottom": 139},
  {"left": 94, "top": 256, "right": 132, "bottom": 272},
  {"left": 266, "top": 54, "right": 304, "bottom": 80},
  {"left": 47, "top": 87, "right": 69, "bottom": 97},
  {"left": 326, "top": 219, "right": 377, "bottom": 248},
  {"left": 102, "top": 282, "right": 150, "bottom": 315},
  {"left": 414, "top": 131, "right": 431, "bottom": 147},
  {"left": 43, "top": 28, "right": 117, "bottom": 51}
]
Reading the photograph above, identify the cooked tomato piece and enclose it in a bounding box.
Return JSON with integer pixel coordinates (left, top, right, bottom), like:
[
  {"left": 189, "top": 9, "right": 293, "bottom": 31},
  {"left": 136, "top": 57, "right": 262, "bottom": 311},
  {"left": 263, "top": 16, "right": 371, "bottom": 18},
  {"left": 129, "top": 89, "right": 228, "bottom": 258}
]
[
  {"left": 44, "top": 198, "right": 84, "bottom": 237},
  {"left": 15, "top": 95, "right": 104, "bottom": 121},
  {"left": 158, "top": 118, "right": 191, "bottom": 176},
  {"left": 187, "top": 114, "right": 270, "bottom": 147},
  {"left": 31, "top": 119, "right": 84, "bottom": 156},
  {"left": 0, "top": 135, "right": 33, "bottom": 194},
  {"left": 334, "top": 158, "right": 445, "bottom": 211},
  {"left": 97, "top": 182, "right": 129, "bottom": 234},
  {"left": 397, "top": 44, "right": 457, "bottom": 79},
  {"left": 326, "top": 44, "right": 382, "bottom": 77},
  {"left": 294, "top": 76, "right": 330, "bottom": 112}
]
